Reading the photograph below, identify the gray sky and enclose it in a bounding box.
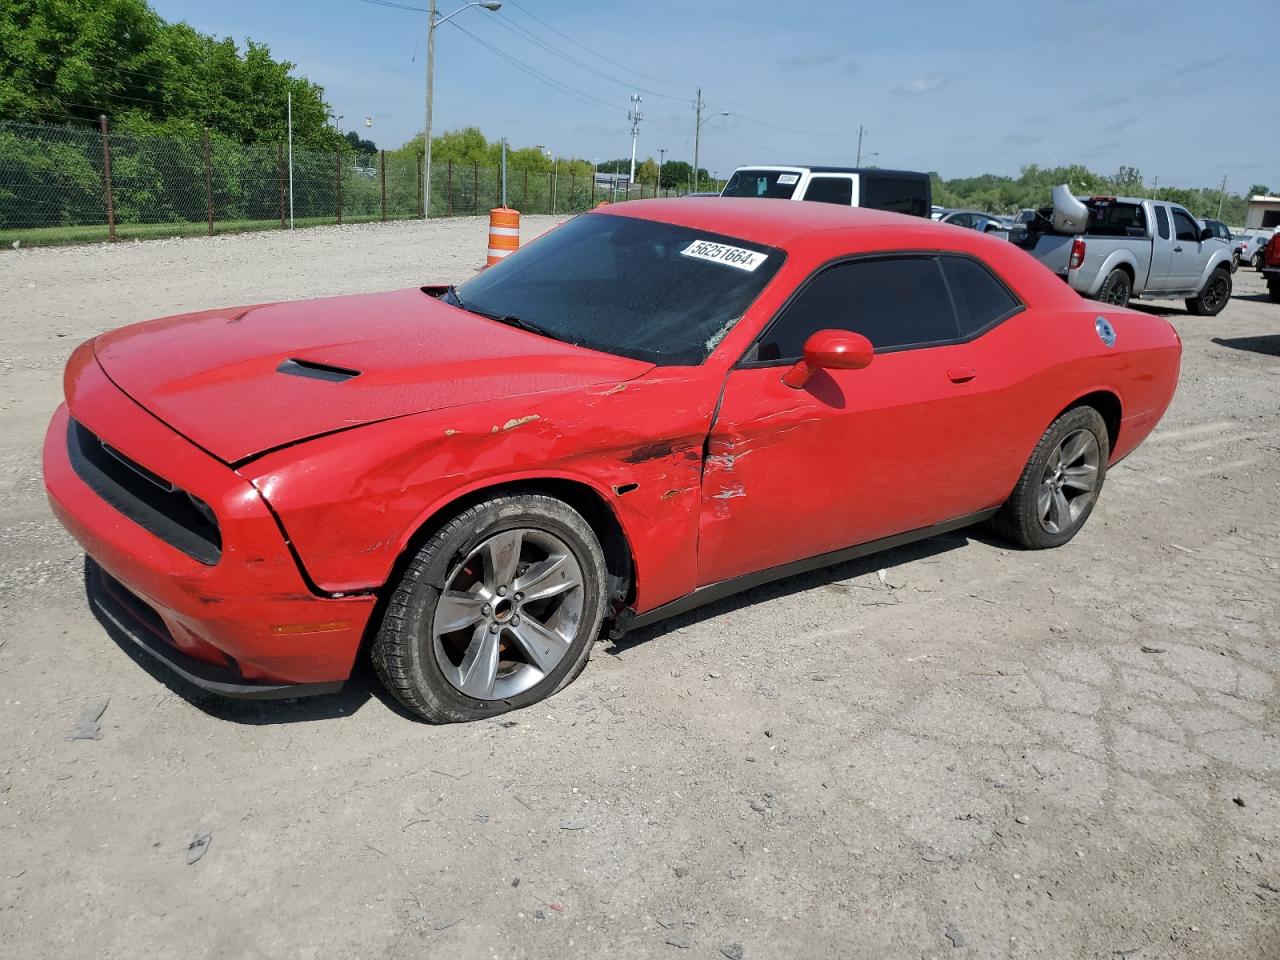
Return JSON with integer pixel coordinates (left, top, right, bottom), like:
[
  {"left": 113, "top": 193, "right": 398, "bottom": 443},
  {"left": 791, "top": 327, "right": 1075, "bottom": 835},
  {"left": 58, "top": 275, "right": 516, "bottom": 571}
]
[{"left": 154, "top": 0, "right": 1275, "bottom": 190}]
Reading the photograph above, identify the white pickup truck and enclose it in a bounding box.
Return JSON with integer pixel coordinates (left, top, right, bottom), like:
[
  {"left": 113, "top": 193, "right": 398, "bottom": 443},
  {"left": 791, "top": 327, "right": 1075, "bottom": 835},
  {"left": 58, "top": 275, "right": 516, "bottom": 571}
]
[{"left": 1012, "top": 186, "right": 1235, "bottom": 315}]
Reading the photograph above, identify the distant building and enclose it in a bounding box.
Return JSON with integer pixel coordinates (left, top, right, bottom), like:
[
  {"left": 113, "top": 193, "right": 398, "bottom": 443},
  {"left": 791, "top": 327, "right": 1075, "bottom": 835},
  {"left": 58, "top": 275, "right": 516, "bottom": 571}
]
[
  {"left": 594, "top": 172, "right": 631, "bottom": 187},
  {"left": 1245, "top": 195, "right": 1280, "bottom": 231}
]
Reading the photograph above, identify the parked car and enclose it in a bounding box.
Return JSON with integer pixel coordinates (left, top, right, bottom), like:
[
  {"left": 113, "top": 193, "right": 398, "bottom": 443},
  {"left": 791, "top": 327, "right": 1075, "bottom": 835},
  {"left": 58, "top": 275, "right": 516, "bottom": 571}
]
[
  {"left": 937, "top": 209, "right": 1007, "bottom": 233},
  {"left": 1236, "top": 233, "right": 1271, "bottom": 269},
  {"left": 1260, "top": 233, "right": 1280, "bottom": 301},
  {"left": 45, "top": 199, "right": 1182, "bottom": 722},
  {"left": 721, "top": 165, "right": 931, "bottom": 217},
  {"left": 1012, "top": 186, "right": 1235, "bottom": 314}
]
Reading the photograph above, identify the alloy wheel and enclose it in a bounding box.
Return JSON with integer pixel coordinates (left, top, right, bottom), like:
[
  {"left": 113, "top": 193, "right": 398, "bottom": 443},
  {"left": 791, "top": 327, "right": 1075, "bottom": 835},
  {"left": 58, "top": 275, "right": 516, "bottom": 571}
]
[
  {"left": 1037, "top": 428, "right": 1101, "bottom": 534},
  {"left": 431, "top": 528, "right": 585, "bottom": 700}
]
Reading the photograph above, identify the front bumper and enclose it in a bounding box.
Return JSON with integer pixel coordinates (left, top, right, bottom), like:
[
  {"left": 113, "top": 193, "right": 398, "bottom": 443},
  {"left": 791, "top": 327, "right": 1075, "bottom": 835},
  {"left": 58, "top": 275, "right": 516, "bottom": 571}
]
[{"left": 43, "top": 354, "right": 377, "bottom": 696}]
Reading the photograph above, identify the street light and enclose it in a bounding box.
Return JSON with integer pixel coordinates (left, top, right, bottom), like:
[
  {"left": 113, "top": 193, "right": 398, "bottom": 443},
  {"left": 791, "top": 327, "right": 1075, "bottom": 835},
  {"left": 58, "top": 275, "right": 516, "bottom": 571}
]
[
  {"left": 423, "top": 1, "right": 502, "bottom": 219},
  {"left": 693, "top": 110, "right": 728, "bottom": 193}
]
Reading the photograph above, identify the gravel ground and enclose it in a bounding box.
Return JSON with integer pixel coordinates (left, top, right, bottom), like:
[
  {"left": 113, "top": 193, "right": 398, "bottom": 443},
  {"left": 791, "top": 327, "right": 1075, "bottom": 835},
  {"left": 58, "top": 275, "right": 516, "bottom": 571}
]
[{"left": 1, "top": 217, "right": 1277, "bottom": 960}]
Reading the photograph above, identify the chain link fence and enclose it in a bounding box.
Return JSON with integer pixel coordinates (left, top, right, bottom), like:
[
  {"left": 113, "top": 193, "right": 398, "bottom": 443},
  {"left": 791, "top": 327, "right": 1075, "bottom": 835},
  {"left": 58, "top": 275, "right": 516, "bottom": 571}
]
[{"left": 0, "top": 120, "right": 684, "bottom": 246}]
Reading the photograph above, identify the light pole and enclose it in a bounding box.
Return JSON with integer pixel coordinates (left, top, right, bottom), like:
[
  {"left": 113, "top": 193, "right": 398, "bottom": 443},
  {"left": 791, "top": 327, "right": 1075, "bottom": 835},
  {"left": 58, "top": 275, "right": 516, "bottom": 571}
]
[
  {"left": 424, "top": 1, "right": 501, "bottom": 220},
  {"left": 692, "top": 89, "right": 729, "bottom": 194},
  {"left": 657, "top": 147, "right": 666, "bottom": 197}
]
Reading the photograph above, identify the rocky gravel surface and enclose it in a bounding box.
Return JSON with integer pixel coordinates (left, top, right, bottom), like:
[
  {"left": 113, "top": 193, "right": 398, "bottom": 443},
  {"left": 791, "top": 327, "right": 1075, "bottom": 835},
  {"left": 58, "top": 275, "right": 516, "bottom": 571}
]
[{"left": 1, "top": 218, "right": 1277, "bottom": 959}]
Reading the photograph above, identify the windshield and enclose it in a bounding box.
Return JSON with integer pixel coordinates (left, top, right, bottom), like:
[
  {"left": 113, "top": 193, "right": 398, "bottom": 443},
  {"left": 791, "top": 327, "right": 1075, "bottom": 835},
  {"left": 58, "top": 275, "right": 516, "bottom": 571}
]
[
  {"left": 721, "top": 169, "right": 800, "bottom": 200},
  {"left": 452, "top": 213, "right": 784, "bottom": 366}
]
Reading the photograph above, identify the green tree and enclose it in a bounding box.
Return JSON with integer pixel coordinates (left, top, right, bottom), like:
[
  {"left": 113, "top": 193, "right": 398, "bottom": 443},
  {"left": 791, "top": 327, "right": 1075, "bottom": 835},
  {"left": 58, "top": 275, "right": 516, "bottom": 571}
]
[
  {"left": 635, "top": 156, "right": 658, "bottom": 186},
  {"left": 1248, "top": 184, "right": 1270, "bottom": 198}
]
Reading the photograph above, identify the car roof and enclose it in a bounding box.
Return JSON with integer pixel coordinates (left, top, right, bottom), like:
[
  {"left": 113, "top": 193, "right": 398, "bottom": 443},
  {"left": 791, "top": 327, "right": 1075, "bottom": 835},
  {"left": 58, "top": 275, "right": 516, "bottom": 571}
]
[
  {"left": 733, "top": 164, "right": 928, "bottom": 179},
  {"left": 593, "top": 197, "right": 935, "bottom": 246}
]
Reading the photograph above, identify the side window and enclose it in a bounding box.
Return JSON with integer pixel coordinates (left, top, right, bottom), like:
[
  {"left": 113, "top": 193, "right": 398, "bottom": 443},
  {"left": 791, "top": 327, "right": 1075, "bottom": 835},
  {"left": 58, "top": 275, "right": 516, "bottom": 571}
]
[
  {"left": 756, "top": 257, "right": 957, "bottom": 362},
  {"left": 1172, "top": 209, "right": 1199, "bottom": 242},
  {"left": 802, "top": 177, "right": 853, "bottom": 205},
  {"left": 861, "top": 176, "right": 930, "bottom": 217},
  {"left": 941, "top": 256, "right": 1021, "bottom": 337},
  {"left": 1154, "top": 205, "right": 1170, "bottom": 240}
]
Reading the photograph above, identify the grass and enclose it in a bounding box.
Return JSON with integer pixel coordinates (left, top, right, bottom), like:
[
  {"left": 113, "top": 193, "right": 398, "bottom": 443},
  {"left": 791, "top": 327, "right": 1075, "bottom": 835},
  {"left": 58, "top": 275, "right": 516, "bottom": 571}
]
[{"left": 0, "top": 212, "right": 437, "bottom": 248}]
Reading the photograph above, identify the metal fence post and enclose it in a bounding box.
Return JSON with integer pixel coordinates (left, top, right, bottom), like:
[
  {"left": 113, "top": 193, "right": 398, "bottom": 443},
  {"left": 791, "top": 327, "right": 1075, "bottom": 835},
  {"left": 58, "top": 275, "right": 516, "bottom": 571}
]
[
  {"left": 380, "top": 150, "right": 387, "bottom": 222},
  {"left": 416, "top": 153, "right": 423, "bottom": 217},
  {"left": 277, "top": 141, "right": 286, "bottom": 228},
  {"left": 447, "top": 160, "right": 453, "bottom": 217},
  {"left": 98, "top": 115, "right": 116, "bottom": 242},
  {"left": 202, "top": 128, "right": 214, "bottom": 235},
  {"left": 472, "top": 161, "right": 479, "bottom": 214},
  {"left": 548, "top": 171, "right": 554, "bottom": 214},
  {"left": 335, "top": 143, "right": 343, "bottom": 225},
  {"left": 591, "top": 174, "right": 595, "bottom": 206},
  {"left": 522, "top": 168, "right": 528, "bottom": 211},
  {"left": 571, "top": 171, "right": 576, "bottom": 210}
]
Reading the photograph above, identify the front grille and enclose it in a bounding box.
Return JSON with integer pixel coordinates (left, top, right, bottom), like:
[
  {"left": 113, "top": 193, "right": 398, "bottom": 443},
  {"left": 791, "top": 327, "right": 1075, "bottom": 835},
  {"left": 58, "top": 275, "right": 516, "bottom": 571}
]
[{"left": 67, "top": 419, "right": 222, "bottom": 564}]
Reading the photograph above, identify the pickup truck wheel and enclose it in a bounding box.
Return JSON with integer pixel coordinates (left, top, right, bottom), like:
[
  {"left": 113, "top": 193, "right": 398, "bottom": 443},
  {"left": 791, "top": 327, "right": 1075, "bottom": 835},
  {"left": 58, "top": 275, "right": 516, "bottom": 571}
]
[
  {"left": 1185, "top": 268, "right": 1231, "bottom": 316},
  {"left": 1098, "top": 269, "right": 1131, "bottom": 306},
  {"left": 1268, "top": 279, "right": 1280, "bottom": 303},
  {"left": 990, "top": 406, "right": 1109, "bottom": 550},
  {"left": 371, "top": 494, "right": 608, "bottom": 723},
  {"left": 1252, "top": 252, "right": 1264, "bottom": 270}
]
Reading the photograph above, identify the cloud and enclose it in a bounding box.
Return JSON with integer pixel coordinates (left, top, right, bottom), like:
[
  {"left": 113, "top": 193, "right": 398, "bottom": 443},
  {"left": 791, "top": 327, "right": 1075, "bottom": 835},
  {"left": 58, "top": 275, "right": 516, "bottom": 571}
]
[
  {"left": 778, "top": 49, "right": 858, "bottom": 74},
  {"left": 893, "top": 75, "right": 946, "bottom": 95},
  {"left": 1003, "top": 132, "right": 1043, "bottom": 147},
  {"left": 1100, "top": 116, "right": 1138, "bottom": 135}
]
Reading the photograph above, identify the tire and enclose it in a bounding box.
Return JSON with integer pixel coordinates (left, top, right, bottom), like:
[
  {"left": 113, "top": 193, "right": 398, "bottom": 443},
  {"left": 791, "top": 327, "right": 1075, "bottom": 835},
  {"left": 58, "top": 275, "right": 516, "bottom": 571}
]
[
  {"left": 1097, "top": 268, "right": 1131, "bottom": 306},
  {"left": 1253, "top": 253, "right": 1264, "bottom": 271},
  {"left": 1269, "top": 279, "right": 1280, "bottom": 304},
  {"left": 1230, "top": 253, "right": 1240, "bottom": 273},
  {"left": 1185, "top": 267, "right": 1231, "bottom": 316},
  {"left": 371, "top": 493, "right": 608, "bottom": 723},
  {"left": 989, "top": 406, "right": 1110, "bottom": 550}
]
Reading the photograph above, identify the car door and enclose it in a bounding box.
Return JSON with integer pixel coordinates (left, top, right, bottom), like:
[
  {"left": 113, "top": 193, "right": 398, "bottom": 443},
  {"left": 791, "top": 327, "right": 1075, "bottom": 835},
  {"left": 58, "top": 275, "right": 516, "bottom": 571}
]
[
  {"left": 696, "top": 253, "right": 1022, "bottom": 587},
  {"left": 1169, "top": 206, "right": 1206, "bottom": 288},
  {"left": 1148, "top": 204, "right": 1174, "bottom": 290}
]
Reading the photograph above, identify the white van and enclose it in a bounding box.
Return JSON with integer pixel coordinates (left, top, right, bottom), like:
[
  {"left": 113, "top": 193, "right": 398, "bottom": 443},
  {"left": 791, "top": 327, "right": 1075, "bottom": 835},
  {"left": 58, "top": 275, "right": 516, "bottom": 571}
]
[{"left": 720, "top": 165, "right": 932, "bottom": 217}]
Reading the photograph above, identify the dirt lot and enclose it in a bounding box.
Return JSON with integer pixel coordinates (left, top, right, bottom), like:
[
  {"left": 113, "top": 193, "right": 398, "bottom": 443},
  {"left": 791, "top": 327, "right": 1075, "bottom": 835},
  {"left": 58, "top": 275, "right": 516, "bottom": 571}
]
[{"left": 1, "top": 218, "right": 1277, "bottom": 960}]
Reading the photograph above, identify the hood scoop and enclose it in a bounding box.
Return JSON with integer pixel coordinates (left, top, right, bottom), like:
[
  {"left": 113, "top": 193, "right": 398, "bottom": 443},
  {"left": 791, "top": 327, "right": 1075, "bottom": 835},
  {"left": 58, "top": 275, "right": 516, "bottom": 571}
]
[{"left": 277, "top": 357, "right": 362, "bottom": 383}]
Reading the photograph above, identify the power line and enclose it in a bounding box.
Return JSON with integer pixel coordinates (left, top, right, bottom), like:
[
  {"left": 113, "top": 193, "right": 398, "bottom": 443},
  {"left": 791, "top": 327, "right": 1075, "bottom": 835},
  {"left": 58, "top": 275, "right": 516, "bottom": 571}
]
[
  {"left": 490, "top": 13, "right": 691, "bottom": 103},
  {"left": 446, "top": 21, "right": 626, "bottom": 120}
]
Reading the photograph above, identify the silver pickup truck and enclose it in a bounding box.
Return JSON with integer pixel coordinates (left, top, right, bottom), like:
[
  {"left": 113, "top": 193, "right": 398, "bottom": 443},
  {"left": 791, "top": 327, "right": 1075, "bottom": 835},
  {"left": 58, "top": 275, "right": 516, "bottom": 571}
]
[{"left": 1012, "top": 186, "right": 1235, "bottom": 315}]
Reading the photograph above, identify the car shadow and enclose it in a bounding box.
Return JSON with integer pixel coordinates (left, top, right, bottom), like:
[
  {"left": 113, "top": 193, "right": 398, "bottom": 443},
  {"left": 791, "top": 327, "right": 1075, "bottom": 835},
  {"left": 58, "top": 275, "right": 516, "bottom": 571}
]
[
  {"left": 1228, "top": 292, "right": 1276, "bottom": 304},
  {"left": 1211, "top": 334, "right": 1280, "bottom": 357},
  {"left": 89, "top": 590, "right": 422, "bottom": 724},
  {"left": 606, "top": 528, "right": 980, "bottom": 653}
]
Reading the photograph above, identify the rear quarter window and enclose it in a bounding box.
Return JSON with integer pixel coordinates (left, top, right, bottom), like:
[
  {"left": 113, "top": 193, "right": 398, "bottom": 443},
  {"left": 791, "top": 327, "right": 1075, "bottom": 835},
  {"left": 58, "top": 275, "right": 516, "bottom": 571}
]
[
  {"left": 859, "top": 175, "right": 930, "bottom": 217},
  {"left": 941, "top": 256, "right": 1022, "bottom": 337}
]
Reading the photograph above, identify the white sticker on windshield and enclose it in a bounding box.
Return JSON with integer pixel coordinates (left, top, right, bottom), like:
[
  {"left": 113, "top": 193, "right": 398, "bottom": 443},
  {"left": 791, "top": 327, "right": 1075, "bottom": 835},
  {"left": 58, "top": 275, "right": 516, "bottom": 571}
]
[
  {"left": 777, "top": 173, "right": 800, "bottom": 185},
  {"left": 681, "top": 239, "right": 769, "bottom": 272}
]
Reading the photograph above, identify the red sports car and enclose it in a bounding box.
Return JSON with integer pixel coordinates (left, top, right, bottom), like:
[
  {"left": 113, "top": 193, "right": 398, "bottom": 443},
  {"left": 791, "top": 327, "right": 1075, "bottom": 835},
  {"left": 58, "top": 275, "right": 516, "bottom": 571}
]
[{"left": 44, "top": 199, "right": 1181, "bottom": 722}]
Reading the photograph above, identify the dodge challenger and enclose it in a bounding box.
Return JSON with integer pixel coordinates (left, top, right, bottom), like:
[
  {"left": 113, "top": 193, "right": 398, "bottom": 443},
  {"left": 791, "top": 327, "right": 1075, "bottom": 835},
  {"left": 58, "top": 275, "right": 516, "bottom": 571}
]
[{"left": 44, "top": 199, "right": 1182, "bottom": 722}]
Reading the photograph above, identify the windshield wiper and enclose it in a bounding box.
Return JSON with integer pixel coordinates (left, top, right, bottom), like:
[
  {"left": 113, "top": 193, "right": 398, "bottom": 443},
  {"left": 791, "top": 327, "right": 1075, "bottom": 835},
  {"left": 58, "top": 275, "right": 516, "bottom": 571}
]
[{"left": 471, "top": 309, "right": 562, "bottom": 343}]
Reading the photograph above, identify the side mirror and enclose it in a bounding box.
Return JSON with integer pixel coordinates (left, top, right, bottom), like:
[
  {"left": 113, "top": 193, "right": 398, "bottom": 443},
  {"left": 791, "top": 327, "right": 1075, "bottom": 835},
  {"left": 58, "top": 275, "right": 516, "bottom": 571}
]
[
  {"left": 782, "top": 329, "right": 874, "bottom": 389},
  {"left": 1199, "top": 226, "right": 1214, "bottom": 242}
]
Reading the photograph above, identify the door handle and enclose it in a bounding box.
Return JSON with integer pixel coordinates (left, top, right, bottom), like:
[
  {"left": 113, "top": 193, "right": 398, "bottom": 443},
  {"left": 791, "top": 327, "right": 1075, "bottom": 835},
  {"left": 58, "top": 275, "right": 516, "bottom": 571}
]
[
  {"left": 1174, "top": 245, "right": 1183, "bottom": 252},
  {"left": 947, "top": 366, "right": 976, "bottom": 383}
]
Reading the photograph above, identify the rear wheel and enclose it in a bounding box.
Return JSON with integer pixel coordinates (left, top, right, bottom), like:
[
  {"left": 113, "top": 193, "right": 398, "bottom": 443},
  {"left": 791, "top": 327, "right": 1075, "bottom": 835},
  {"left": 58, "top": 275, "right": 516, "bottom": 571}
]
[
  {"left": 1269, "top": 278, "right": 1280, "bottom": 303},
  {"left": 371, "top": 494, "right": 608, "bottom": 723},
  {"left": 990, "top": 406, "right": 1109, "bottom": 550},
  {"left": 1097, "top": 268, "right": 1131, "bottom": 306},
  {"left": 1185, "top": 267, "right": 1231, "bottom": 316}
]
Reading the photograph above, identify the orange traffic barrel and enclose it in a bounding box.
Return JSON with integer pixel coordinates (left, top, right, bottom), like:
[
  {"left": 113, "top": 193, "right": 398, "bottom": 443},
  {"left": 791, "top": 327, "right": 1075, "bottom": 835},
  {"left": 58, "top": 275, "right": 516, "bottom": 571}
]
[{"left": 487, "top": 207, "right": 520, "bottom": 266}]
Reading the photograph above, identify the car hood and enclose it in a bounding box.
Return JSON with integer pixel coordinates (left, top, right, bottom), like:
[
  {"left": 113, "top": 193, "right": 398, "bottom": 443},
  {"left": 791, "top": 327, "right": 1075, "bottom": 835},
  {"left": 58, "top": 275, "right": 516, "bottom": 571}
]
[{"left": 93, "top": 288, "right": 653, "bottom": 464}]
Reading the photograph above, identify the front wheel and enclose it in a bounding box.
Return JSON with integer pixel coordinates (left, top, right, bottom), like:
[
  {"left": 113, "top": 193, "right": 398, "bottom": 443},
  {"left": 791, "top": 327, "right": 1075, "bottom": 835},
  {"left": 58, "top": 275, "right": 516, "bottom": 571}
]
[
  {"left": 371, "top": 494, "right": 608, "bottom": 723},
  {"left": 990, "top": 406, "right": 1109, "bottom": 550},
  {"left": 1253, "top": 253, "right": 1264, "bottom": 271},
  {"left": 1097, "top": 268, "right": 1131, "bottom": 306},
  {"left": 1185, "top": 268, "right": 1231, "bottom": 316}
]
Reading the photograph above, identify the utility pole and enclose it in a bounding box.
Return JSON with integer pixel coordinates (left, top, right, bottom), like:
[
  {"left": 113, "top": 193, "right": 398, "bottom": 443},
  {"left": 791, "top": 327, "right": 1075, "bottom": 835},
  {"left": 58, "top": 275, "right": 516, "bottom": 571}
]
[
  {"left": 657, "top": 147, "right": 666, "bottom": 197},
  {"left": 692, "top": 88, "right": 703, "bottom": 193},
  {"left": 1216, "top": 174, "right": 1228, "bottom": 219},
  {"left": 628, "top": 93, "right": 643, "bottom": 184},
  {"left": 855, "top": 125, "right": 865, "bottom": 166}
]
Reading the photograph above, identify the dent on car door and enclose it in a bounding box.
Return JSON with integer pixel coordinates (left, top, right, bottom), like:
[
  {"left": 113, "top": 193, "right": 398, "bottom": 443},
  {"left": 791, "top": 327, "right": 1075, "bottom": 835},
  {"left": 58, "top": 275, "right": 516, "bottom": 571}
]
[{"left": 696, "top": 254, "right": 1024, "bottom": 587}]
